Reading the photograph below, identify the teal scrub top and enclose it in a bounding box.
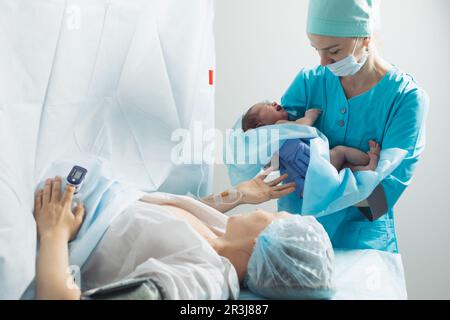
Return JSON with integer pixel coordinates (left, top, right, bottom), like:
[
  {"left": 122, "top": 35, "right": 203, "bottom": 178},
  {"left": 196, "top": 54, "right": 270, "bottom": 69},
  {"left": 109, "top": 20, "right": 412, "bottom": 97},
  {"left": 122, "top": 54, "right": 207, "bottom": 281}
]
[{"left": 279, "top": 65, "right": 429, "bottom": 253}]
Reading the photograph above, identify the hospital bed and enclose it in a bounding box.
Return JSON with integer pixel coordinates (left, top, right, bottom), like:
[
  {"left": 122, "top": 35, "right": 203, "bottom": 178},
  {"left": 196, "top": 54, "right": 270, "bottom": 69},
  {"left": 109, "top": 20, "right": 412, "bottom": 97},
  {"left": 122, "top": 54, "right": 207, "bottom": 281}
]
[
  {"left": 0, "top": 0, "right": 408, "bottom": 300},
  {"left": 239, "top": 249, "right": 407, "bottom": 300},
  {"left": 79, "top": 248, "right": 408, "bottom": 300}
]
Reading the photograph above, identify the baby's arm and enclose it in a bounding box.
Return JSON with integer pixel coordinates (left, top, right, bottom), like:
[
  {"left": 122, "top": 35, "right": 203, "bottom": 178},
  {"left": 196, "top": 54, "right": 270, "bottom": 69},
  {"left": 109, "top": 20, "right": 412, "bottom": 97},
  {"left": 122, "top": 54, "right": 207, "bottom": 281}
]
[
  {"left": 276, "top": 109, "right": 322, "bottom": 126},
  {"left": 275, "top": 120, "right": 291, "bottom": 125},
  {"left": 295, "top": 109, "right": 322, "bottom": 126}
]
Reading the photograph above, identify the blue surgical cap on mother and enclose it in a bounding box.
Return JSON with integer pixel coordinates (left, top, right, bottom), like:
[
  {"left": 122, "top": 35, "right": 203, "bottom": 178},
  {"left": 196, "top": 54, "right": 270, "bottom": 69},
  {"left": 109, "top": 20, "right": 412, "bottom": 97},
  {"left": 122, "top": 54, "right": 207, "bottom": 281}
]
[
  {"left": 244, "top": 215, "right": 335, "bottom": 300},
  {"left": 307, "top": 0, "right": 379, "bottom": 37}
]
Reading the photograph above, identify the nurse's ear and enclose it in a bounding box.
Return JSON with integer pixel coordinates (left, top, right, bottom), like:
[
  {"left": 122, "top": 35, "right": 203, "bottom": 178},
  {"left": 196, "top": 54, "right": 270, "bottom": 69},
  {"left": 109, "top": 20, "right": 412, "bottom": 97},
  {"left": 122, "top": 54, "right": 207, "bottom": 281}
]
[{"left": 363, "top": 37, "right": 371, "bottom": 52}]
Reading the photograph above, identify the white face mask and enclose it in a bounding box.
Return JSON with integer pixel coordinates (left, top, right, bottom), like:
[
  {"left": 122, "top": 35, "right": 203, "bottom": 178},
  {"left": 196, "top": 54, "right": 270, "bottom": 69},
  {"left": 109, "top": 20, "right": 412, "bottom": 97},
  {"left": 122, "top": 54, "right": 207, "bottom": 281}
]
[{"left": 326, "top": 38, "right": 368, "bottom": 77}]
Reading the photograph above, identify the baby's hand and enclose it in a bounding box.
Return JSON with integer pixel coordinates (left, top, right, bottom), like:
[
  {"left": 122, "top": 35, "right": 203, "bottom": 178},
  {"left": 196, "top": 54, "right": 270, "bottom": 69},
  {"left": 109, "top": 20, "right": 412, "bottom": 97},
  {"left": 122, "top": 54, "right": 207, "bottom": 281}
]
[
  {"left": 295, "top": 109, "right": 322, "bottom": 126},
  {"left": 305, "top": 109, "right": 322, "bottom": 121}
]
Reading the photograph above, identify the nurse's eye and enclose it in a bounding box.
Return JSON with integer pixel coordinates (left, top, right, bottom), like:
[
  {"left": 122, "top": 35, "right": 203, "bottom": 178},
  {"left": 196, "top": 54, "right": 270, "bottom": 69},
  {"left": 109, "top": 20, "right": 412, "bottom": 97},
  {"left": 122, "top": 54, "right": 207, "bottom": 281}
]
[{"left": 330, "top": 50, "right": 340, "bottom": 55}]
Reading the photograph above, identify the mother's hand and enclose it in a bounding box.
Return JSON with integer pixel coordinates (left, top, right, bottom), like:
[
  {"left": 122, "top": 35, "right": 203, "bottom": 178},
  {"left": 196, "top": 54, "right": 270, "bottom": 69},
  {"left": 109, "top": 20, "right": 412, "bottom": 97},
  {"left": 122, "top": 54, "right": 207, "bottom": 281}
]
[
  {"left": 237, "top": 172, "right": 296, "bottom": 205},
  {"left": 34, "top": 177, "right": 85, "bottom": 242}
]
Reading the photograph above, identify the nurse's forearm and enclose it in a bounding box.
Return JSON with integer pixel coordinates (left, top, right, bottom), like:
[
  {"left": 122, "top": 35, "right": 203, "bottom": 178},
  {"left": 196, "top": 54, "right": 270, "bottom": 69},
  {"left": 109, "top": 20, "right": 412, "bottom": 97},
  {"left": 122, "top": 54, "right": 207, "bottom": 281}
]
[{"left": 36, "top": 232, "right": 81, "bottom": 300}]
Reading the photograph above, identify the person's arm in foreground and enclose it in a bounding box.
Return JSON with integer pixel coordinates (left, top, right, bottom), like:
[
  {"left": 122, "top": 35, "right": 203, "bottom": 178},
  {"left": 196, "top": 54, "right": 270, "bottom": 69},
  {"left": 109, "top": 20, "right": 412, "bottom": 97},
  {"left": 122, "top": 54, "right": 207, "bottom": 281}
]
[
  {"left": 202, "top": 173, "right": 296, "bottom": 213},
  {"left": 34, "top": 177, "right": 85, "bottom": 300}
]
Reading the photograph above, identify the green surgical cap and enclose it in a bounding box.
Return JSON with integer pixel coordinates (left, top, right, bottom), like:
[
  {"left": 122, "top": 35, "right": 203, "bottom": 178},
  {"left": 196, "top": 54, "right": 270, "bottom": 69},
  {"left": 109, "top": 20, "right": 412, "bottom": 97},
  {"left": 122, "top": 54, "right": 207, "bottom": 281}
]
[{"left": 307, "top": 0, "right": 378, "bottom": 37}]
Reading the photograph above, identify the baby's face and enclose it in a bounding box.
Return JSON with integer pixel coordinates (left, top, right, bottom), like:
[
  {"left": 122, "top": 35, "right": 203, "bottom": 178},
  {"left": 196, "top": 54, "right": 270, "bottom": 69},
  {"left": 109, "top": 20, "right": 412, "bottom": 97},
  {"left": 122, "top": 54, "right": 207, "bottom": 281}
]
[{"left": 252, "top": 102, "right": 289, "bottom": 127}]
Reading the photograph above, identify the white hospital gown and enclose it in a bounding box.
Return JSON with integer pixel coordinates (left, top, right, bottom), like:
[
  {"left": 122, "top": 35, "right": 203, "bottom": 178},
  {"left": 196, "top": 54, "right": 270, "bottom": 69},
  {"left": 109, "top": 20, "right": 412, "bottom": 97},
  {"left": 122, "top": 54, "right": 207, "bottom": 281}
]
[{"left": 81, "top": 193, "right": 239, "bottom": 300}]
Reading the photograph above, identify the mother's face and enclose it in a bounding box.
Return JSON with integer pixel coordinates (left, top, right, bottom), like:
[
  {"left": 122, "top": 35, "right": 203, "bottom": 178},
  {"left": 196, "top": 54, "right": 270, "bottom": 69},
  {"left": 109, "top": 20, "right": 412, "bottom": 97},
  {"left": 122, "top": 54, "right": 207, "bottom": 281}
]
[
  {"left": 222, "top": 209, "right": 291, "bottom": 280},
  {"left": 224, "top": 209, "right": 291, "bottom": 243},
  {"left": 308, "top": 34, "right": 369, "bottom": 66}
]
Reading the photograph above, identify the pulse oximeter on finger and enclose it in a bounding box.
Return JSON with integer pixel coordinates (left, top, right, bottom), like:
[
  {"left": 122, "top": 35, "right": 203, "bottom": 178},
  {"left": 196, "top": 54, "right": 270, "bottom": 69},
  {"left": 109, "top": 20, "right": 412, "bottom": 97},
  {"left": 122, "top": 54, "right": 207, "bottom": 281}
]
[{"left": 66, "top": 165, "right": 88, "bottom": 195}]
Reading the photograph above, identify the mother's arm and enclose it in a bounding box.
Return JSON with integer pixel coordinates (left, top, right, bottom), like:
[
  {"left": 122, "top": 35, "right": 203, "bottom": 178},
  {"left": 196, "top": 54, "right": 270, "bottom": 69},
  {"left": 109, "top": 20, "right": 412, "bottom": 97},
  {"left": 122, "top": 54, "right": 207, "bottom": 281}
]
[
  {"left": 201, "top": 173, "right": 296, "bottom": 213},
  {"left": 34, "top": 177, "right": 85, "bottom": 300}
]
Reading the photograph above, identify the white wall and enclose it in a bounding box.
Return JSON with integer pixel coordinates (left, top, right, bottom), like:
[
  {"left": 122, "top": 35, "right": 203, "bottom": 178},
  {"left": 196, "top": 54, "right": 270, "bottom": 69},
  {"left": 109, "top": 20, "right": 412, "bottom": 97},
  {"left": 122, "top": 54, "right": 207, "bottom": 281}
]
[{"left": 214, "top": 0, "right": 450, "bottom": 299}]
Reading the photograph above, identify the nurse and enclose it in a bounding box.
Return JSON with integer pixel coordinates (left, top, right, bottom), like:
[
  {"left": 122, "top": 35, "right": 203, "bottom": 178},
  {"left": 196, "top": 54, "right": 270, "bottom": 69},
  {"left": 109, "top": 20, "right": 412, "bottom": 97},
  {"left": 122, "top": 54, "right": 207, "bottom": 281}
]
[{"left": 279, "top": 0, "right": 429, "bottom": 252}]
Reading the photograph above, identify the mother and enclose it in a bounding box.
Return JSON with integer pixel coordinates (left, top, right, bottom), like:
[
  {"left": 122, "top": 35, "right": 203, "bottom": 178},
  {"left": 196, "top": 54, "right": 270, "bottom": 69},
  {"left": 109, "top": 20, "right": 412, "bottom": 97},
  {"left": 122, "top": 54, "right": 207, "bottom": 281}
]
[{"left": 279, "top": 0, "right": 428, "bottom": 252}]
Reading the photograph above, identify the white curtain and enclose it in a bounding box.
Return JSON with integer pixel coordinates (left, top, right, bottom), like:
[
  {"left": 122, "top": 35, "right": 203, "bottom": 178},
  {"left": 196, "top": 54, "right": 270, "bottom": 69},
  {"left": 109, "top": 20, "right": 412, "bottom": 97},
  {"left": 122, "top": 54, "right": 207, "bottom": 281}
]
[{"left": 0, "top": 0, "right": 215, "bottom": 299}]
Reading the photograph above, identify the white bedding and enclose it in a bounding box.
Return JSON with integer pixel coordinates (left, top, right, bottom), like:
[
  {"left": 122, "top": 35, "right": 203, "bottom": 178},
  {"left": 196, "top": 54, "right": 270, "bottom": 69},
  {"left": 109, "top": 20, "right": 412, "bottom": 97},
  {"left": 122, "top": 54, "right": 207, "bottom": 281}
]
[{"left": 239, "top": 249, "right": 407, "bottom": 300}]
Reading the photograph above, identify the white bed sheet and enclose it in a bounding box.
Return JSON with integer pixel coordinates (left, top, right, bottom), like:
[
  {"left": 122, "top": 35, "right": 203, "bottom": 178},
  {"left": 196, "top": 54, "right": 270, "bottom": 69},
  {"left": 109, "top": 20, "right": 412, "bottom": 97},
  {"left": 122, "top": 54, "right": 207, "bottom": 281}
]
[{"left": 239, "top": 249, "right": 407, "bottom": 300}]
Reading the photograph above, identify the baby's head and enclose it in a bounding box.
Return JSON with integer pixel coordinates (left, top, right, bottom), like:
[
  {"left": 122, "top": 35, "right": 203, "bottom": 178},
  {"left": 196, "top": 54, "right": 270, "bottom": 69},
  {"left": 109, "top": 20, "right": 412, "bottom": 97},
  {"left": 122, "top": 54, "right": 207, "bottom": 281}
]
[{"left": 242, "top": 101, "right": 289, "bottom": 132}]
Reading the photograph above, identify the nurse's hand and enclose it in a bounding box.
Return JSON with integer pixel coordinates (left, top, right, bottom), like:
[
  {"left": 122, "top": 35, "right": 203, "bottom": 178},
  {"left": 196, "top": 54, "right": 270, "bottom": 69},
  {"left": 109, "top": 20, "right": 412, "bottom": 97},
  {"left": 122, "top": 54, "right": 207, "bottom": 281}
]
[
  {"left": 34, "top": 177, "right": 85, "bottom": 242},
  {"left": 237, "top": 173, "right": 296, "bottom": 205}
]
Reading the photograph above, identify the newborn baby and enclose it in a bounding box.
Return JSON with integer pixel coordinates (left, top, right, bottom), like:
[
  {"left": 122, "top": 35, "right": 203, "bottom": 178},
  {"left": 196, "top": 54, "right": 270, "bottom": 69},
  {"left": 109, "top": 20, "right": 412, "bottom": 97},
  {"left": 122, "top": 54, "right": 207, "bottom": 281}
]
[
  {"left": 242, "top": 101, "right": 322, "bottom": 131},
  {"left": 242, "top": 101, "right": 380, "bottom": 176}
]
